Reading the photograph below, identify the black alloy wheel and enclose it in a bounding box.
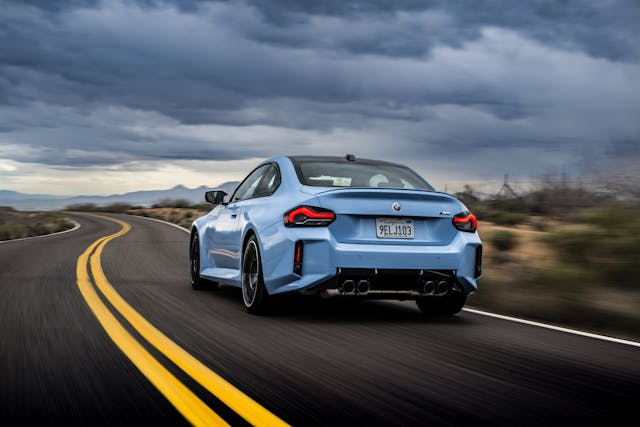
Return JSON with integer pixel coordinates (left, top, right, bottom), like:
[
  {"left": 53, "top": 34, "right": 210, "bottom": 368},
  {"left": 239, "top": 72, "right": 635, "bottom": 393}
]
[
  {"left": 190, "top": 233, "right": 218, "bottom": 290},
  {"left": 241, "top": 236, "right": 270, "bottom": 314}
]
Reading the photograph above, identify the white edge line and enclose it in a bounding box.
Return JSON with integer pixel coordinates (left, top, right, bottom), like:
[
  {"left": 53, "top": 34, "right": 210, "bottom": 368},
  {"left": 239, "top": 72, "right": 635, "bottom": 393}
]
[
  {"left": 463, "top": 307, "right": 640, "bottom": 348},
  {"left": 0, "top": 219, "right": 81, "bottom": 244},
  {"left": 126, "top": 214, "right": 190, "bottom": 234},
  {"left": 130, "top": 214, "right": 640, "bottom": 349}
]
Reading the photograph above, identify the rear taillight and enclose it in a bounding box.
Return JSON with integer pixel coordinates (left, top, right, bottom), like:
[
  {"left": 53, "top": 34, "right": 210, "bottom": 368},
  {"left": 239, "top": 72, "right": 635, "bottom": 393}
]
[
  {"left": 474, "top": 245, "right": 483, "bottom": 278},
  {"left": 453, "top": 211, "right": 477, "bottom": 232},
  {"left": 284, "top": 206, "right": 336, "bottom": 227}
]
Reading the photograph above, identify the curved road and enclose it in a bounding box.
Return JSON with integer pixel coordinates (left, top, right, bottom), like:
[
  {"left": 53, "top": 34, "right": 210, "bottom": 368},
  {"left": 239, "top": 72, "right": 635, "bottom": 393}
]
[{"left": 1, "top": 213, "right": 638, "bottom": 426}]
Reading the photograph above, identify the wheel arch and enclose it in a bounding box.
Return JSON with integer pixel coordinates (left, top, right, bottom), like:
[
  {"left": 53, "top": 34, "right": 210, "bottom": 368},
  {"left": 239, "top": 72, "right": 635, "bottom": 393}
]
[
  {"left": 242, "top": 227, "right": 258, "bottom": 254},
  {"left": 189, "top": 226, "right": 199, "bottom": 256}
]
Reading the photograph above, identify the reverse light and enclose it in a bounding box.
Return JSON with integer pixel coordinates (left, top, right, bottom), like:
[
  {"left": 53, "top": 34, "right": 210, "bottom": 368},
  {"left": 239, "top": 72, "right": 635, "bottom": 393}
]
[
  {"left": 284, "top": 206, "right": 336, "bottom": 227},
  {"left": 453, "top": 211, "right": 478, "bottom": 233}
]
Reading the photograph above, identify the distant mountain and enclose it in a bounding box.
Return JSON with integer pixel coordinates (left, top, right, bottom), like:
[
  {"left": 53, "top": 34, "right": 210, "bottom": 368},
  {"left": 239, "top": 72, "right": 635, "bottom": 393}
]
[
  {"left": 0, "top": 182, "right": 239, "bottom": 211},
  {"left": 0, "top": 190, "right": 67, "bottom": 201}
]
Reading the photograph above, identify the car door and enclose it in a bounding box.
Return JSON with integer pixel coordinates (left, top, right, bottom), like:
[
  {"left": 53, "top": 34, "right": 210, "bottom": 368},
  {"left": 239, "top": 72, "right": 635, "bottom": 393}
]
[
  {"left": 208, "top": 164, "right": 271, "bottom": 270},
  {"left": 225, "top": 163, "right": 282, "bottom": 271}
]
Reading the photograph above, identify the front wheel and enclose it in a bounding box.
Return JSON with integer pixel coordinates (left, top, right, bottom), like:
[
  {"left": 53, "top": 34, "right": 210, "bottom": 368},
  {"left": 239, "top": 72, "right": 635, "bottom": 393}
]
[
  {"left": 416, "top": 293, "right": 467, "bottom": 316},
  {"left": 241, "top": 236, "right": 270, "bottom": 314}
]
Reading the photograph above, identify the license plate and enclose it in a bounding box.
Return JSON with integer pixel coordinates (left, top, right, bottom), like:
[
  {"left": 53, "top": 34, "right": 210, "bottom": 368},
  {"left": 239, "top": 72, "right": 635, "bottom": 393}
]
[{"left": 376, "top": 218, "right": 414, "bottom": 239}]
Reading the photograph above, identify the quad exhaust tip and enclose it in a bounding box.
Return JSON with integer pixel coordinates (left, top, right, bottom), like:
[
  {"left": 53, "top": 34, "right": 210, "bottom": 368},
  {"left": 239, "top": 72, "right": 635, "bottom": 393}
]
[
  {"left": 356, "top": 280, "right": 370, "bottom": 294},
  {"left": 423, "top": 280, "right": 436, "bottom": 295},
  {"left": 339, "top": 279, "right": 370, "bottom": 295},
  {"left": 341, "top": 279, "right": 355, "bottom": 294},
  {"left": 421, "top": 279, "right": 450, "bottom": 295},
  {"left": 340, "top": 277, "right": 450, "bottom": 296},
  {"left": 436, "top": 280, "right": 449, "bottom": 295}
]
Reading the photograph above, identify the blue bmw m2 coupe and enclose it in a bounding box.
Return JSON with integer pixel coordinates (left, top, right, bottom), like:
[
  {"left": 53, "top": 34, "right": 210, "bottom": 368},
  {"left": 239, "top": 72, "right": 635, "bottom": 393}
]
[{"left": 190, "top": 155, "right": 482, "bottom": 315}]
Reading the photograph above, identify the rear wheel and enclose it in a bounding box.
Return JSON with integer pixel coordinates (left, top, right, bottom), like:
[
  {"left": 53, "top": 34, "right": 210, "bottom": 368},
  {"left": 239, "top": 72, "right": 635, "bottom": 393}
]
[
  {"left": 190, "top": 233, "right": 218, "bottom": 290},
  {"left": 242, "top": 236, "right": 270, "bottom": 314},
  {"left": 416, "top": 293, "right": 467, "bottom": 316}
]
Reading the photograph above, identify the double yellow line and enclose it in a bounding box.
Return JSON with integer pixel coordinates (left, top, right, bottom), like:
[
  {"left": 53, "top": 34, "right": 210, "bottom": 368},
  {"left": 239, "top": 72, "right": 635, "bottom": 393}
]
[{"left": 75, "top": 214, "right": 289, "bottom": 427}]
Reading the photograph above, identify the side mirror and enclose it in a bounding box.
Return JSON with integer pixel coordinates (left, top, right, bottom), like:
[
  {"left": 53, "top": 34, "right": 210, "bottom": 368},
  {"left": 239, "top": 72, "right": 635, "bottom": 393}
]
[{"left": 205, "top": 191, "right": 227, "bottom": 205}]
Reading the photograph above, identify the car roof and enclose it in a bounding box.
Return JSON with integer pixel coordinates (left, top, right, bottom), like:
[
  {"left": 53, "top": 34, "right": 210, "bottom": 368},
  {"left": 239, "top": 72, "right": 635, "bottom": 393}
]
[{"left": 287, "top": 155, "right": 403, "bottom": 167}]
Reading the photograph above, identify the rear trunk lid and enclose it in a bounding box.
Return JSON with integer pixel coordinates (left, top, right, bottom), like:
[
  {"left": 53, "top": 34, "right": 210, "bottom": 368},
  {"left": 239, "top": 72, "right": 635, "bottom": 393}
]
[{"left": 309, "top": 187, "right": 462, "bottom": 246}]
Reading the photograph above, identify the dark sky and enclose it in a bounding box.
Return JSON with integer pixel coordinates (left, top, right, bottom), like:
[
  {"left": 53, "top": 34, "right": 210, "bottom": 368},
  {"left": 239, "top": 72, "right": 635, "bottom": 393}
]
[{"left": 1, "top": 0, "right": 638, "bottom": 194}]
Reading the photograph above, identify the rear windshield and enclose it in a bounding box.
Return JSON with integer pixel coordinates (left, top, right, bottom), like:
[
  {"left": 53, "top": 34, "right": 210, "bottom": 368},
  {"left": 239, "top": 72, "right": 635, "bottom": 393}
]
[{"left": 294, "top": 161, "right": 434, "bottom": 190}]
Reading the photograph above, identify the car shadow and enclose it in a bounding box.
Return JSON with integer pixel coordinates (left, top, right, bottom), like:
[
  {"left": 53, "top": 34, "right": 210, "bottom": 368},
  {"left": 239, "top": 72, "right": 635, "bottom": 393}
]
[{"left": 202, "top": 284, "right": 471, "bottom": 326}]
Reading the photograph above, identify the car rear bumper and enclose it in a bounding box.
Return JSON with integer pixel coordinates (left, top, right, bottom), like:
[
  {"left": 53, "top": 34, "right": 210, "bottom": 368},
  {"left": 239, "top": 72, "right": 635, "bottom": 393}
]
[{"left": 260, "top": 225, "right": 482, "bottom": 296}]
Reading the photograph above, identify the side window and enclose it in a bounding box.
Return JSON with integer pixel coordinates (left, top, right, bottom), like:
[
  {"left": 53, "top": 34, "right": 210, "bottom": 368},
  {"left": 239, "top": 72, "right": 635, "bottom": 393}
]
[
  {"left": 254, "top": 164, "right": 280, "bottom": 198},
  {"left": 232, "top": 165, "right": 270, "bottom": 202}
]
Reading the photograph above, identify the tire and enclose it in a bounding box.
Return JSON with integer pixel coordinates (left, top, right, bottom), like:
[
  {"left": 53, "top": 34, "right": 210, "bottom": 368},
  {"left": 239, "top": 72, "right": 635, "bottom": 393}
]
[
  {"left": 190, "top": 233, "right": 218, "bottom": 290},
  {"left": 416, "top": 293, "right": 467, "bottom": 316},
  {"left": 241, "top": 236, "right": 270, "bottom": 314}
]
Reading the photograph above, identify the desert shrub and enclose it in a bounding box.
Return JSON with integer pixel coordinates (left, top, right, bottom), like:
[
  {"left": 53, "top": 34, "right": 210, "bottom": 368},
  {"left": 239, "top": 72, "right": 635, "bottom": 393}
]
[
  {"left": 546, "top": 202, "right": 640, "bottom": 287},
  {"left": 578, "top": 203, "right": 640, "bottom": 227},
  {"left": 66, "top": 203, "right": 97, "bottom": 211},
  {"left": 51, "top": 215, "right": 74, "bottom": 231},
  {"left": 65, "top": 202, "right": 133, "bottom": 212},
  {"left": 31, "top": 222, "right": 48, "bottom": 235},
  {"left": 487, "top": 210, "right": 528, "bottom": 226},
  {"left": 0, "top": 221, "right": 29, "bottom": 240},
  {"left": 189, "top": 203, "right": 208, "bottom": 210},
  {"left": 530, "top": 220, "right": 549, "bottom": 231},
  {"left": 490, "top": 230, "right": 518, "bottom": 251},
  {"left": 545, "top": 229, "right": 599, "bottom": 264},
  {"left": 0, "top": 214, "right": 74, "bottom": 240},
  {"left": 152, "top": 198, "right": 191, "bottom": 208},
  {"left": 492, "top": 252, "right": 514, "bottom": 264},
  {"left": 101, "top": 203, "right": 133, "bottom": 213}
]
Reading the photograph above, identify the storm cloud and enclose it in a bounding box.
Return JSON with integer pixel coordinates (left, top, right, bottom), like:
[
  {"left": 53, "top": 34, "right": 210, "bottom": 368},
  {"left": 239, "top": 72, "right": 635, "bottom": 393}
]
[{"left": 1, "top": 0, "right": 639, "bottom": 193}]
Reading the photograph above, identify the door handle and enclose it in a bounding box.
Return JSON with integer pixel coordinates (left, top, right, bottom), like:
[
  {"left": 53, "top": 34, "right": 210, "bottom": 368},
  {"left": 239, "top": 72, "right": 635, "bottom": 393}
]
[{"left": 230, "top": 214, "right": 237, "bottom": 219}]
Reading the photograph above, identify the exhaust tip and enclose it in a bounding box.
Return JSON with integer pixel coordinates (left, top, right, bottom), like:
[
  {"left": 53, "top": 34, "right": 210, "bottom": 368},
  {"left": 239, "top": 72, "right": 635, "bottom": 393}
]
[
  {"left": 436, "top": 280, "right": 449, "bottom": 295},
  {"left": 423, "top": 280, "right": 436, "bottom": 295},
  {"left": 341, "top": 279, "right": 355, "bottom": 294},
  {"left": 356, "top": 280, "right": 370, "bottom": 294}
]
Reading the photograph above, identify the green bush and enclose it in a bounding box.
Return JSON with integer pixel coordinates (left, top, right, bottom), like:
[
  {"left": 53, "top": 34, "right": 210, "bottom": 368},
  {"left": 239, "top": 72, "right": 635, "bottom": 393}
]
[{"left": 490, "top": 230, "right": 518, "bottom": 251}]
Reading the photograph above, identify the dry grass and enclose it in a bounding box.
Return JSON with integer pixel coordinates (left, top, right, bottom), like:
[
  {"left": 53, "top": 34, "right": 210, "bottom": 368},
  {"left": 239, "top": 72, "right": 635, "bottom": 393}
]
[
  {"left": 128, "top": 207, "right": 209, "bottom": 229},
  {"left": 470, "top": 219, "right": 640, "bottom": 340},
  {"left": 0, "top": 207, "right": 74, "bottom": 240},
  {"left": 479, "top": 222, "right": 555, "bottom": 270}
]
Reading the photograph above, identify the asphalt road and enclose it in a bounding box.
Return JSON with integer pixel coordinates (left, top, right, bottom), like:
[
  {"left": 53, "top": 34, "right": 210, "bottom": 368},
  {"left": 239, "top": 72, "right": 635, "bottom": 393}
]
[{"left": 1, "top": 213, "right": 638, "bottom": 426}]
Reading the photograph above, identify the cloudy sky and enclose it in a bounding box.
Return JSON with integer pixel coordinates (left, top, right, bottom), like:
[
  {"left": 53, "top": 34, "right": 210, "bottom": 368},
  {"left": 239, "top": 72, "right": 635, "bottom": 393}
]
[{"left": 1, "top": 0, "right": 639, "bottom": 195}]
